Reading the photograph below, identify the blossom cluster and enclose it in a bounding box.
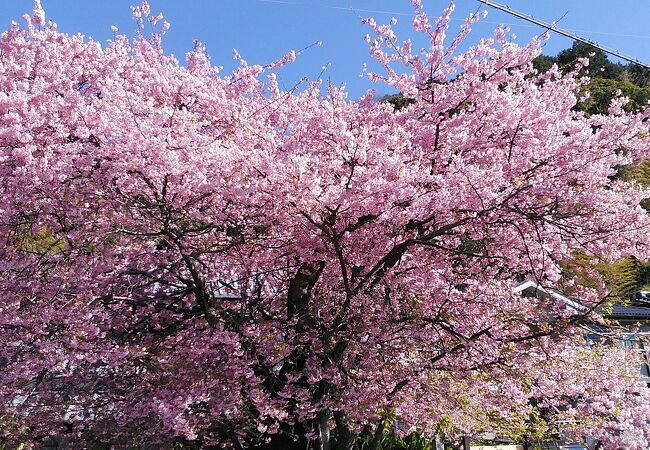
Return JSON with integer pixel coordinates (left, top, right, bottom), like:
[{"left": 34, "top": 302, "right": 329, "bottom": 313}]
[{"left": 1, "top": 1, "right": 649, "bottom": 449}]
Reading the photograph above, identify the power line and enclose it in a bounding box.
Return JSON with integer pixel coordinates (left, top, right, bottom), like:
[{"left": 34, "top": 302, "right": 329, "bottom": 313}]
[
  {"left": 478, "top": 0, "right": 650, "bottom": 69},
  {"left": 256, "top": 0, "right": 415, "bottom": 17},
  {"left": 255, "top": 0, "right": 650, "bottom": 41}
]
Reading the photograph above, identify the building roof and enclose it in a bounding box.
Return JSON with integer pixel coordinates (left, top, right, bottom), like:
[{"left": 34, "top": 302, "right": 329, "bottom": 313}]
[
  {"left": 608, "top": 304, "right": 650, "bottom": 319},
  {"left": 514, "top": 280, "right": 650, "bottom": 322},
  {"left": 514, "top": 280, "right": 587, "bottom": 313}
]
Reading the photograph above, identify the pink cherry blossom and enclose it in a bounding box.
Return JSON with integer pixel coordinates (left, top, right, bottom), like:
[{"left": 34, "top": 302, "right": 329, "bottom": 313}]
[
  {"left": 32, "top": 0, "right": 45, "bottom": 26},
  {"left": 0, "top": 1, "right": 649, "bottom": 449}
]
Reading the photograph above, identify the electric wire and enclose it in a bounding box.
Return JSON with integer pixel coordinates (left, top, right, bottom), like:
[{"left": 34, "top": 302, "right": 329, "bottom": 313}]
[{"left": 478, "top": 0, "right": 650, "bottom": 69}]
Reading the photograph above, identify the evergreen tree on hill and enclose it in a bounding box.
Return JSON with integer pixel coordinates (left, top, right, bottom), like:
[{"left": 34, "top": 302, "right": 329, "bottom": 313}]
[{"left": 533, "top": 41, "right": 650, "bottom": 115}]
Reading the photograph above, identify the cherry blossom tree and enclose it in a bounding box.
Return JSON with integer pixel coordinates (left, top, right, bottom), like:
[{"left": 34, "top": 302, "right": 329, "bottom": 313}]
[{"left": 1, "top": 1, "right": 650, "bottom": 449}]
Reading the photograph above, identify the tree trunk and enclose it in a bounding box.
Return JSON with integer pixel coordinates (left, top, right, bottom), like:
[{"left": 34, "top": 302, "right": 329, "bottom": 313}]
[
  {"left": 333, "top": 411, "right": 356, "bottom": 450},
  {"left": 368, "top": 420, "right": 385, "bottom": 450},
  {"left": 317, "top": 409, "right": 332, "bottom": 450}
]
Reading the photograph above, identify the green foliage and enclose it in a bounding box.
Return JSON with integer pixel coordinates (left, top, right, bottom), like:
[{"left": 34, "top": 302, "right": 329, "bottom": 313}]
[
  {"left": 598, "top": 256, "right": 641, "bottom": 301},
  {"left": 625, "top": 64, "right": 650, "bottom": 86},
  {"left": 355, "top": 414, "right": 456, "bottom": 450},
  {"left": 0, "top": 414, "right": 32, "bottom": 449},
  {"left": 382, "top": 432, "right": 435, "bottom": 450},
  {"left": 578, "top": 78, "right": 650, "bottom": 115},
  {"left": 532, "top": 41, "right": 650, "bottom": 116},
  {"left": 557, "top": 42, "right": 624, "bottom": 80},
  {"left": 13, "top": 228, "right": 65, "bottom": 255},
  {"left": 356, "top": 430, "right": 437, "bottom": 450},
  {"left": 381, "top": 93, "right": 416, "bottom": 111},
  {"left": 532, "top": 55, "right": 557, "bottom": 74},
  {"left": 617, "top": 159, "right": 650, "bottom": 213},
  {"left": 603, "top": 178, "right": 650, "bottom": 284},
  {"left": 561, "top": 253, "right": 649, "bottom": 303}
]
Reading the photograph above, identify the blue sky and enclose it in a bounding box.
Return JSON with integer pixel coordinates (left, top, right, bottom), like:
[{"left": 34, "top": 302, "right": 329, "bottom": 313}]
[{"left": 2, "top": 1, "right": 650, "bottom": 98}]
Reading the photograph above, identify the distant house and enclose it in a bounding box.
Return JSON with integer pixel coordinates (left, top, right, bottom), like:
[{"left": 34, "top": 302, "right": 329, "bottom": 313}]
[
  {"left": 512, "top": 280, "right": 650, "bottom": 450},
  {"left": 601, "top": 299, "right": 650, "bottom": 385},
  {"left": 514, "top": 280, "right": 650, "bottom": 385}
]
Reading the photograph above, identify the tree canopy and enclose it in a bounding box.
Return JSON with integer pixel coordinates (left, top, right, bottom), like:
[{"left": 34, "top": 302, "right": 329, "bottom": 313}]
[{"left": 2, "top": 2, "right": 650, "bottom": 449}]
